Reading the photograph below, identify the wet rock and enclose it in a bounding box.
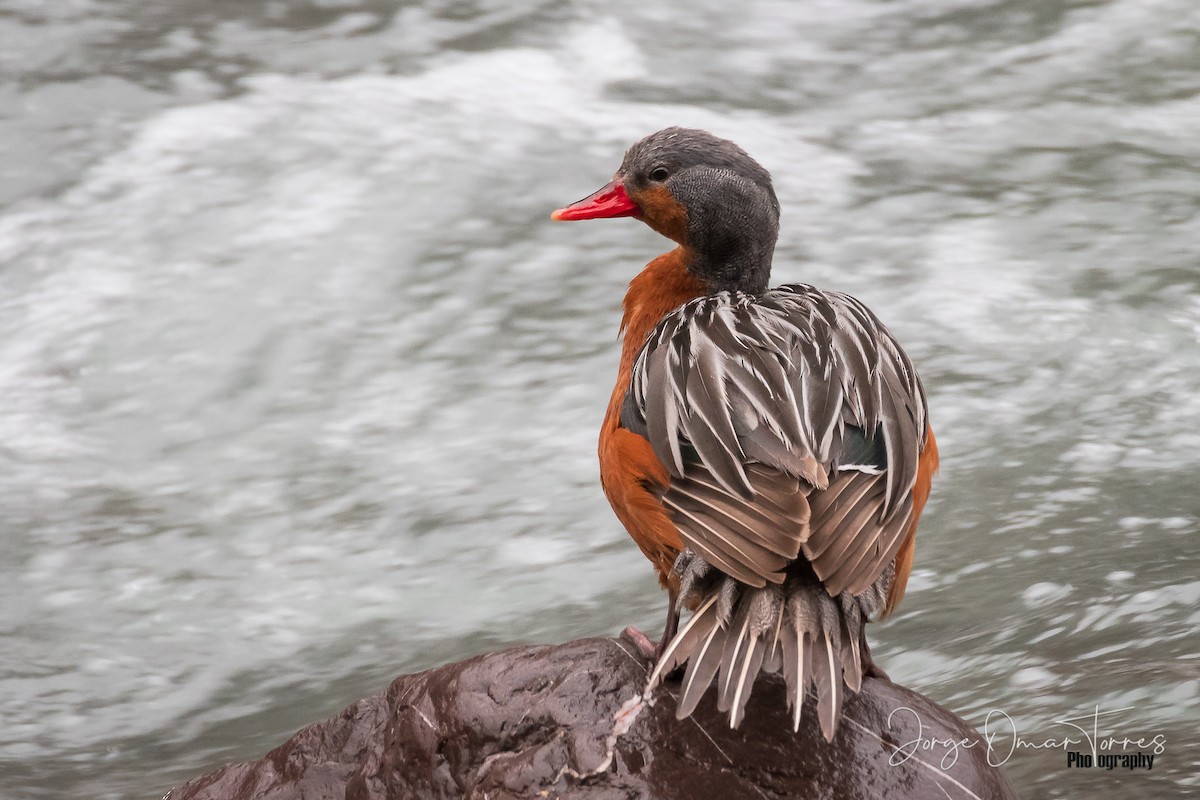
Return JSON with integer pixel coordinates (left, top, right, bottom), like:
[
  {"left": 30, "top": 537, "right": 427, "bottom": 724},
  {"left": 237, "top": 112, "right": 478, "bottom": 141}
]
[{"left": 166, "top": 636, "right": 1017, "bottom": 800}]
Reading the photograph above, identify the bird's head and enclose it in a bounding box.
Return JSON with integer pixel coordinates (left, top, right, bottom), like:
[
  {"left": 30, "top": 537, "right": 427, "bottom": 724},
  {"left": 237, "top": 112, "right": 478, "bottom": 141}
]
[{"left": 553, "top": 127, "right": 780, "bottom": 294}]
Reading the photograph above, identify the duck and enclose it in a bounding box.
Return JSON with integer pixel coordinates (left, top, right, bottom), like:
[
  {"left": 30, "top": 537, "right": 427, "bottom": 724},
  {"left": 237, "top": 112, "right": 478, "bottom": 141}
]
[{"left": 552, "top": 127, "right": 938, "bottom": 742}]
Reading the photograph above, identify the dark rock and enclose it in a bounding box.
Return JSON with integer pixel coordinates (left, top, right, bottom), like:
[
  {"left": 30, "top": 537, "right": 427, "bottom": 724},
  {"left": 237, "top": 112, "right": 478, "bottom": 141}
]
[{"left": 166, "top": 636, "right": 1018, "bottom": 800}]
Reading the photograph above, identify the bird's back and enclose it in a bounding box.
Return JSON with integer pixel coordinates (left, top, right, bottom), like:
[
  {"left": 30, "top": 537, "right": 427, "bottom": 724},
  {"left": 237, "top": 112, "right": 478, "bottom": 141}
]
[{"left": 625, "top": 284, "right": 937, "bottom": 739}]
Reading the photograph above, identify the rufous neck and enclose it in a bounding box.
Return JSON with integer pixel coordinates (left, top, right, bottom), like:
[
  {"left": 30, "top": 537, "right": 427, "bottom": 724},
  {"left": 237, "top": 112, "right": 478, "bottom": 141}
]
[
  {"left": 604, "top": 247, "right": 708, "bottom": 428},
  {"left": 620, "top": 247, "right": 707, "bottom": 355}
]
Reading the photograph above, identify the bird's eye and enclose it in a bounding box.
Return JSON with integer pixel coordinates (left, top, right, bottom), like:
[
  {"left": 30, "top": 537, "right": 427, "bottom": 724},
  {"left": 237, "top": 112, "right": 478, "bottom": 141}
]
[{"left": 649, "top": 166, "right": 670, "bottom": 182}]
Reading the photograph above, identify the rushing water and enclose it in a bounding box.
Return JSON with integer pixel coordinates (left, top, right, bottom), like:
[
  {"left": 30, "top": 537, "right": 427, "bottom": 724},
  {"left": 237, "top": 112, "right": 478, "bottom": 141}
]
[{"left": 1, "top": 1, "right": 1197, "bottom": 798}]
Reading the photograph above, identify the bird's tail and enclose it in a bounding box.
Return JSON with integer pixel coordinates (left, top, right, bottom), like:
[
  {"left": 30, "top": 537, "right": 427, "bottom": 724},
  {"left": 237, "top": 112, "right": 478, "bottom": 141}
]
[{"left": 647, "top": 553, "right": 891, "bottom": 741}]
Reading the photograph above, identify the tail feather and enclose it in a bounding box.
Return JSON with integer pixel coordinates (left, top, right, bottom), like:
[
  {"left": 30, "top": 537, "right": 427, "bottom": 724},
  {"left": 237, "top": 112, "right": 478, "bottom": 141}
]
[
  {"left": 762, "top": 596, "right": 787, "bottom": 674},
  {"left": 726, "top": 632, "right": 766, "bottom": 728},
  {"left": 677, "top": 619, "right": 725, "bottom": 718},
  {"left": 716, "top": 603, "right": 754, "bottom": 708},
  {"left": 780, "top": 623, "right": 810, "bottom": 731},
  {"left": 815, "top": 628, "right": 842, "bottom": 742},
  {"left": 840, "top": 595, "right": 864, "bottom": 693},
  {"left": 841, "top": 633, "right": 863, "bottom": 694},
  {"left": 648, "top": 593, "right": 719, "bottom": 686},
  {"left": 648, "top": 563, "right": 891, "bottom": 742}
]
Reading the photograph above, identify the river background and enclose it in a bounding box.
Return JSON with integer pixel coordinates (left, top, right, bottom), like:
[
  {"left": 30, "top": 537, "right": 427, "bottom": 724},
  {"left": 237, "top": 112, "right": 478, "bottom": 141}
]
[{"left": 0, "top": 1, "right": 1197, "bottom": 797}]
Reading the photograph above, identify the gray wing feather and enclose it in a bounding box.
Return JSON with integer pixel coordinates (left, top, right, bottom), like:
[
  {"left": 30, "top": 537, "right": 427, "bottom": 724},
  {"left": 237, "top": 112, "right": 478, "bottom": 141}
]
[
  {"left": 664, "top": 463, "right": 811, "bottom": 587},
  {"left": 686, "top": 341, "right": 752, "bottom": 497},
  {"left": 627, "top": 284, "right": 928, "bottom": 591}
]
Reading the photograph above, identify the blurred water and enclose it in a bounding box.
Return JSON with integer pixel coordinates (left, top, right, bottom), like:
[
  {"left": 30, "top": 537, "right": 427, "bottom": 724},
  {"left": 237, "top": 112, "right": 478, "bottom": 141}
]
[{"left": 0, "top": 1, "right": 1197, "bottom": 798}]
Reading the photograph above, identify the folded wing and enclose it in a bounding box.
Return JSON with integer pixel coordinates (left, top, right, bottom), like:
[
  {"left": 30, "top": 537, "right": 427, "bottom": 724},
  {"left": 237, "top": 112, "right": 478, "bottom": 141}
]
[{"left": 622, "top": 284, "right": 928, "bottom": 594}]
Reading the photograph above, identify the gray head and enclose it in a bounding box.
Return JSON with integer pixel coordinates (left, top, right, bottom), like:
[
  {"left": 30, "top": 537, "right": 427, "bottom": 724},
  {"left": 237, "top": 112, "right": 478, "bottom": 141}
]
[{"left": 553, "top": 128, "right": 781, "bottom": 294}]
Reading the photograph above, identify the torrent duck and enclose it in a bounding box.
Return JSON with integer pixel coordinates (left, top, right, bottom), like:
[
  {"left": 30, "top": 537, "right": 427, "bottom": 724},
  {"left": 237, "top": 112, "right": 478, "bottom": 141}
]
[{"left": 552, "top": 127, "right": 938, "bottom": 741}]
